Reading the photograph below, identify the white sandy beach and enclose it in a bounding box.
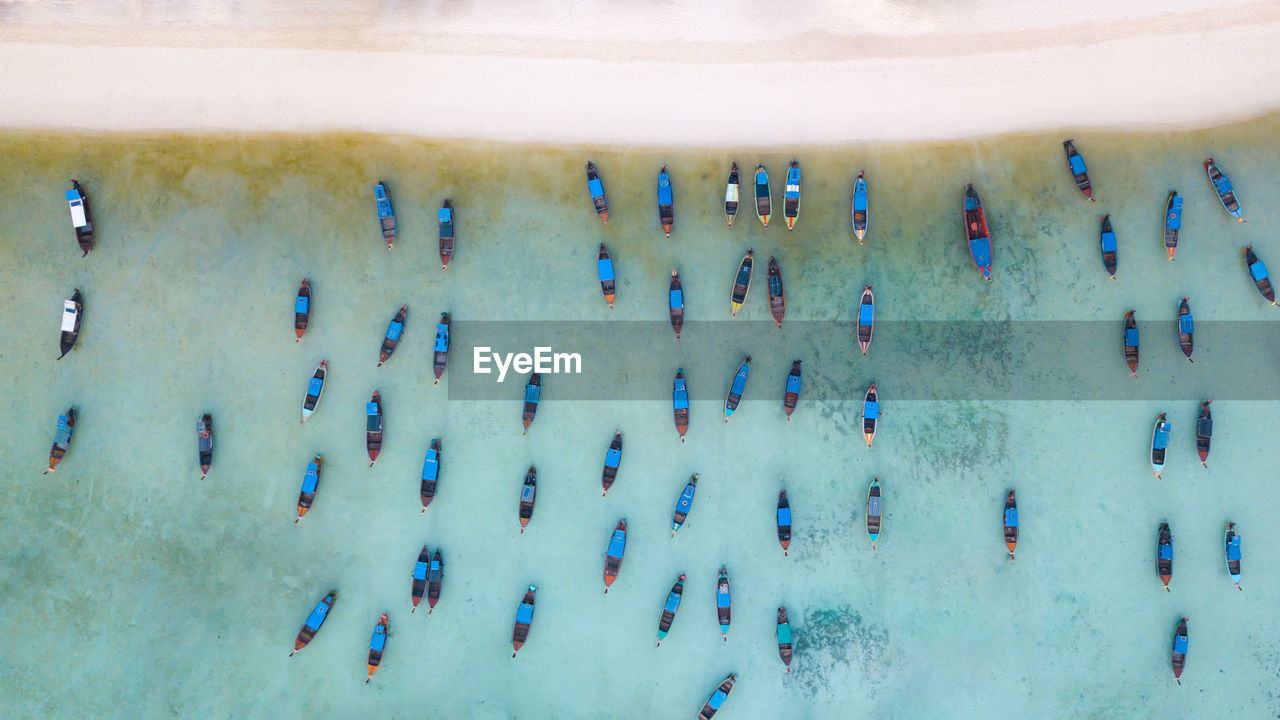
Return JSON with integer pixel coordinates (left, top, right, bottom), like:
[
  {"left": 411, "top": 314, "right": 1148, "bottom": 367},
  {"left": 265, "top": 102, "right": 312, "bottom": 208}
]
[{"left": 2, "top": 0, "right": 1280, "bottom": 143}]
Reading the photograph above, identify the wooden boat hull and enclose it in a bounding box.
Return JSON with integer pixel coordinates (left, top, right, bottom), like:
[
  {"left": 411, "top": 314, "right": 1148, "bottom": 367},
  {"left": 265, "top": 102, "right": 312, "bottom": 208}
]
[
  {"left": 1171, "top": 617, "right": 1188, "bottom": 683},
  {"left": 420, "top": 439, "right": 441, "bottom": 510},
  {"left": 296, "top": 455, "right": 323, "bottom": 521},
  {"left": 724, "top": 356, "right": 751, "bottom": 422},
  {"left": 366, "top": 392, "right": 383, "bottom": 466},
  {"left": 656, "top": 574, "right": 685, "bottom": 644},
  {"left": 602, "top": 519, "right": 627, "bottom": 592},
  {"left": 411, "top": 545, "right": 429, "bottom": 610},
  {"left": 777, "top": 607, "right": 793, "bottom": 672},
  {"left": 518, "top": 467, "right": 536, "bottom": 532},
  {"left": 197, "top": 414, "right": 213, "bottom": 479},
  {"left": 1224, "top": 523, "right": 1242, "bottom": 588},
  {"left": 783, "top": 360, "right": 801, "bottom": 419},
  {"left": 715, "top": 570, "right": 731, "bottom": 638},
  {"left": 292, "top": 591, "right": 337, "bottom": 655},
  {"left": 301, "top": 361, "right": 326, "bottom": 421},
  {"left": 1063, "top": 140, "right": 1093, "bottom": 200},
  {"left": 378, "top": 305, "right": 407, "bottom": 367},
  {"left": 1150, "top": 413, "right": 1169, "bottom": 477},
  {"left": 1003, "top": 490, "right": 1018, "bottom": 559},
  {"left": 724, "top": 163, "right": 740, "bottom": 226},
  {"left": 669, "top": 271, "right": 684, "bottom": 339},
  {"left": 1176, "top": 298, "right": 1193, "bottom": 361},
  {"left": 427, "top": 550, "right": 444, "bottom": 611},
  {"left": 1195, "top": 401, "right": 1212, "bottom": 467},
  {"left": 866, "top": 478, "right": 882, "bottom": 546},
  {"left": 730, "top": 249, "right": 753, "bottom": 316},
  {"left": 1164, "top": 192, "right": 1182, "bottom": 260},
  {"left": 1157, "top": 523, "right": 1173, "bottom": 591},
  {"left": 670, "top": 475, "right": 697, "bottom": 535},
  {"left": 294, "top": 279, "right": 310, "bottom": 341},
  {"left": 1100, "top": 215, "right": 1117, "bottom": 278},
  {"left": 375, "top": 182, "right": 396, "bottom": 249},
  {"left": 767, "top": 257, "right": 785, "bottom": 327},
  {"left": 783, "top": 161, "right": 801, "bottom": 230},
  {"left": 433, "top": 314, "right": 450, "bottom": 384},
  {"left": 1244, "top": 246, "right": 1276, "bottom": 303},
  {"left": 963, "top": 184, "right": 993, "bottom": 281},
  {"left": 657, "top": 167, "right": 674, "bottom": 237},
  {"left": 857, "top": 286, "right": 873, "bottom": 355},
  {"left": 511, "top": 586, "right": 536, "bottom": 656},
  {"left": 586, "top": 162, "right": 609, "bottom": 224},
  {"left": 862, "top": 384, "right": 878, "bottom": 447},
  {"left": 1122, "top": 310, "right": 1139, "bottom": 375},
  {"left": 852, "top": 171, "right": 868, "bottom": 242},
  {"left": 776, "top": 490, "right": 791, "bottom": 555},
  {"left": 521, "top": 373, "right": 541, "bottom": 434},
  {"left": 755, "top": 165, "right": 771, "bottom": 227},
  {"left": 45, "top": 408, "right": 76, "bottom": 473},
  {"left": 1205, "top": 158, "right": 1245, "bottom": 222},
  {"left": 698, "top": 674, "right": 736, "bottom": 719},
  {"left": 601, "top": 432, "right": 622, "bottom": 496},
  {"left": 58, "top": 289, "right": 83, "bottom": 359},
  {"left": 67, "top": 181, "right": 95, "bottom": 256},
  {"left": 597, "top": 244, "right": 616, "bottom": 308},
  {"left": 673, "top": 370, "right": 689, "bottom": 441},
  {"left": 438, "top": 200, "right": 455, "bottom": 269}
]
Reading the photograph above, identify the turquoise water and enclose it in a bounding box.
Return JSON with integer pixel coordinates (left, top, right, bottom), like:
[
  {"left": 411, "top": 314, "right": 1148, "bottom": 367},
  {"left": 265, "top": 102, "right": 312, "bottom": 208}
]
[{"left": 1, "top": 120, "right": 1279, "bottom": 718}]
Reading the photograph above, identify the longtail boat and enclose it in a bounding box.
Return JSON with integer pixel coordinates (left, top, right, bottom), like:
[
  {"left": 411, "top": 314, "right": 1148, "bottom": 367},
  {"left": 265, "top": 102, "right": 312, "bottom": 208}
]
[
  {"left": 290, "top": 590, "right": 337, "bottom": 656},
  {"left": 511, "top": 585, "right": 536, "bottom": 657},
  {"left": 1176, "top": 297, "right": 1194, "bottom": 362},
  {"left": 783, "top": 161, "right": 801, "bottom": 230},
  {"left": 1122, "top": 310, "right": 1139, "bottom": 376},
  {"left": 300, "top": 360, "right": 326, "bottom": 422},
  {"left": 601, "top": 431, "right": 622, "bottom": 497},
  {"left": 1163, "top": 192, "right": 1183, "bottom": 261},
  {"left": 657, "top": 166, "right": 674, "bottom": 237},
  {"left": 783, "top": 360, "right": 801, "bottom": 421},
  {"left": 777, "top": 607, "right": 793, "bottom": 672},
  {"left": 1062, "top": 140, "right": 1094, "bottom": 200},
  {"left": 730, "top": 249, "right": 753, "bottom": 317},
  {"left": 294, "top": 279, "right": 310, "bottom": 342},
  {"left": 754, "top": 165, "right": 771, "bottom": 227},
  {"left": 777, "top": 490, "right": 791, "bottom": 556},
  {"left": 857, "top": 285, "right": 874, "bottom": 356},
  {"left": 862, "top": 383, "right": 878, "bottom": 447},
  {"left": 866, "top": 477, "right": 882, "bottom": 549},
  {"left": 673, "top": 369, "right": 689, "bottom": 442},
  {"left": 602, "top": 519, "right": 627, "bottom": 593},
  {"left": 438, "top": 200, "right": 455, "bottom": 269},
  {"left": 1156, "top": 522, "right": 1173, "bottom": 592},
  {"left": 366, "top": 613, "right": 389, "bottom": 683},
  {"left": 378, "top": 305, "right": 407, "bottom": 367},
  {"left": 1171, "top": 617, "right": 1188, "bottom": 684},
  {"left": 1243, "top": 246, "right": 1276, "bottom": 304},
  {"left": 518, "top": 466, "right": 536, "bottom": 533},
  {"left": 724, "top": 163, "right": 740, "bottom": 227},
  {"left": 66, "top": 181, "right": 95, "bottom": 256},
  {"left": 586, "top": 162, "right": 608, "bottom": 224},
  {"left": 521, "top": 373, "right": 541, "bottom": 435},
  {"left": 670, "top": 474, "right": 698, "bottom": 537},
  {"left": 1099, "top": 215, "right": 1117, "bottom": 279},
  {"left": 374, "top": 182, "right": 396, "bottom": 250},
  {"left": 1003, "top": 490, "right": 1018, "bottom": 560},
  {"left": 1204, "top": 158, "right": 1245, "bottom": 222},
  {"left": 411, "top": 545, "right": 429, "bottom": 612},
  {"left": 698, "top": 674, "right": 737, "bottom": 720},
  {"left": 296, "top": 455, "right": 323, "bottom": 523},
  {"left": 1224, "top": 523, "right": 1242, "bottom": 590},
  {"left": 433, "top": 313, "right": 450, "bottom": 385},
  {"left": 44, "top": 407, "right": 76, "bottom": 474},
  {"left": 366, "top": 392, "right": 383, "bottom": 467},
  {"left": 597, "top": 243, "right": 616, "bottom": 309},
  {"left": 724, "top": 355, "right": 751, "bottom": 423},
  {"left": 197, "top": 414, "right": 213, "bottom": 480},
  {"left": 1195, "top": 401, "right": 1212, "bottom": 467},
  {"left": 669, "top": 270, "right": 684, "bottom": 339},
  {"left": 963, "top": 184, "right": 993, "bottom": 281},
  {"left": 1151, "top": 413, "right": 1170, "bottom": 478},
  {"left": 655, "top": 573, "right": 686, "bottom": 646},
  {"left": 852, "top": 170, "right": 868, "bottom": 243},
  {"left": 715, "top": 568, "right": 731, "bottom": 640},
  {"left": 767, "top": 257, "right": 785, "bottom": 328},
  {"left": 58, "top": 289, "right": 83, "bottom": 359},
  {"left": 427, "top": 549, "right": 444, "bottom": 611},
  {"left": 420, "top": 439, "right": 441, "bottom": 512}
]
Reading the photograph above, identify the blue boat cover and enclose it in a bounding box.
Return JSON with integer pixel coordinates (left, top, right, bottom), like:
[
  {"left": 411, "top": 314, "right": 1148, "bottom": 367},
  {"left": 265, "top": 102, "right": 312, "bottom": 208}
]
[
  {"left": 524, "top": 384, "right": 540, "bottom": 404},
  {"left": 588, "top": 178, "right": 604, "bottom": 198},
  {"left": 307, "top": 377, "right": 323, "bottom": 396},
  {"left": 366, "top": 402, "right": 379, "bottom": 417},
  {"left": 756, "top": 170, "right": 768, "bottom": 186},
  {"left": 1179, "top": 315, "right": 1194, "bottom": 334},
  {"left": 598, "top": 258, "right": 615, "bottom": 282},
  {"left": 1068, "top": 154, "right": 1087, "bottom": 175},
  {"left": 663, "top": 592, "right": 682, "bottom": 613},
  {"left": 65, "top": 189, "right": 81, "bottom": 202},
  {"left": 386, "top": 320, "right": 404, "bottom": 341},
  {"left": 375, "top": 186, "right": 393, "bottom": 218},
  {"left": 1227, "top": 535, "right": 1241, "bottom": 561},
  {"left": 422, "top": 449, "right": 439, "bottom": 480},
  {"left": 607, "top": 529, "right": 626, "bottom": 557},
  {"left": 439, "top": 207, "right": 452, "bottom": 224},
  {"left": 1005, "top": 507, "right": 1019, "bottom": 527},
  {"left": 413, "top": 561, "right": 428, "bottom": 580},
  {"left": 1125, "top": 328, "right": 1139, "bottom": 347},
  {"left": 864, "top": 401, "right": 879, "bottom": 420},
  {"left": 777, "top": 507, "right": 791, "bottom": 525},
  {"left": 708, "top": 690, "right": 728, "bottom": 710},
  {"left": 785, "top": 169, "right": 801, "bottom": 198},
  {"left": 1153, "top": 424, "right": 1170, "bottom": 450},
  {"left": 302, "top": 464, "right": 319, "bottom": 493},
  {"left": 521, "top": 484, "right": 535, "bottom": 502},
  {"left": 434, "top": 325, "right": 450, "bottom": 353},
  {"left": 969, "top": 237, "right": 992, "bottom": 270},
  {"left": 777, "top": 622, "right": 792, "bottom": 645},
  {"left": 430, "top": 558, "right": 441, "bottom": 573},
  {"left": 768, "top": 275, "right": 782, "bottom": 296},
  {"left": 858, "top": 303, "right": 874, "bottom": 326},
  {"left": 658, "top": 174, "right": 673, "bottom": 205},
  {"left": 677, "top": 484, "right": 695, "bottom": 509},
  {"left": 717, "top": 586, "right": 730, "bottom": 607},
  {"left": 669, "top": 289, "right": 683, "bottom": 309},
  {"left": 1173, "top": 635, "right": 1188, "bottom": 653},
  {"left": 786, "top": 374, "right": 801, "bottom": 394},
  {"left": 305, "top": 600, "right": 330, "bottom": 629},
  {"left": 1213, "top": 172, "right": 1234, "bottom": 194},
  {"left": 370, "top": 624, "right": 387, "bottom": 652},
  {"left": 1250, "top": 260, "right": 1269, "bottom": 282},
  {"left": 1167, "top": 197, "right": 1183, "bottom": 229},
  {"left": 1159, "top": 544, "right": 1173, "bottom": 560},
  {"left": 854, "top": 179, "right": 868, "bottom": 211},
  {"left": 515, "top": 603, "right": 534, "bottom": 624},
  {"left": 295, "top": 295, "right": 309, "bottom": 313},
  {"left": 673, "top": 380, "right": 689, "bottom": 410},
  {"left": 1101, "top": 230, "right": 1117, "bottom": 253},
  {"left": 54, "top": 416, "right": 73, "bottom": 445},
  {"left": 605, "top": 447, "right": 621, "bottom": 468},
  {"left": 57, "top": 414, "right": 68, "bottom": 430},
  {"left": 964, "top": 187, "right": 982, "bottom": 211},
  {"left": 729, "top": 365, "right": 750, "bottom": 396}
]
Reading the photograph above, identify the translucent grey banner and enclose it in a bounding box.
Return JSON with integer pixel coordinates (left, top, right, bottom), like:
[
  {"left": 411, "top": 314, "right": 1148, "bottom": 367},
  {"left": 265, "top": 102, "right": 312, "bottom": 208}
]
[{"left": 443, "top": 321, "right": 1280, "bottom": 401}]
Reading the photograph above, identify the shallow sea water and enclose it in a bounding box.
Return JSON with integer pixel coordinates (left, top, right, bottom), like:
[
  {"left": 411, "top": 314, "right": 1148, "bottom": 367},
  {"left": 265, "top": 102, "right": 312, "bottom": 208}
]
[{"left": 1, "top": 118, "right": 1279, "bottom": 718}]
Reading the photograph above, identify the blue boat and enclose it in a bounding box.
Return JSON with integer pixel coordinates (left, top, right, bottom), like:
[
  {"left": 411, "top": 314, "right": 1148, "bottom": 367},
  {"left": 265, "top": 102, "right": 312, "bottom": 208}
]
[
  {"left": 657, "top": 166, "right": 674, "bottom": 237},
  {"left": 655, "top": 573, "right": 686, "bottom": 646},
  {"left": 586, "top": 162, "right": 608, "bottom": 224},
  {"left": 598, "top": 243, "right": 616, "bottom": 309},
  {"left": 777, "top": 607, "right": 793, "bottom": 672},
  {"left": 294, "top": 279, "right": 310, "bottom": 341},
  {"left": 44, "top": 407, "right": 77, "bottom": 474},
  {"left": 1204, "top": 158, "right": 1245, "bottom": 222},
  {"left": 723, "top": 355, "right": 751, "bottom": 422},
  {"left": 601, "top": 431, "right": 622, "bottom": 496},
  {"left": 754, "top": 165, "right": 771, "bottom": 227},
  {"left": 857, "top": 286, "right": 874, "bottom": 356},
  {"left": 777, "top": 490, "right": 791, "bottom": 556},
  {"left": 420, "top": 439, "right": 441, "bottom": 513},
  {"left": 1177, "top": 298, "right": 1194, "bottom": 362},
  {"left": 1003, "top": 490, "right": 1018, "bottom": 560},
  {"left": 852, "top": 170, "right": 869, "bottom": 242},
  {"left": 1171, "top": 617, "right": 1188, "bottom": 684},
  {"left": 1122, "top": 310, "right": 1139, "bottom": 376},
  {"left": 433, "top": 314, "right": 450, "bottom": 385},
  {"left": 698, "top": 674, "right": 736, "bottom": 719},
  {"left": 291, "top": 590, "right": 337, "bottom": 656},
  {"left": 1243, "top": 246, "right": 1276, "bottom": 304},
  {"left": 1164, "top": 192, "right": 1182, "bottom": 260},
  {"left": 1157, "top": 522, "right": 1173, "bottom": 591},
  {"left": 1225, "top": 523, "right": 1242, "bottom": 590},
  {"left": 366, "top": 613, "right": 389, "bottom": 683},
  {"left": 602, "top": 519, "right": 627, "bottom": 594},
  {"left": 862, "top": 383, "right": 878, "bottom": 447},
  {"left": 438, "top": 200, "right": 455, "bottom": 269},
  {"left": 522, "top": 373, "right": 541, "bottom": 435},
  {"left": 1100, "top": 215, "right": 1117, "bottom": 278},
  {"left": 669, "top": 270, "right": 684, "bottom": 339},
  {"left": 963, "top": 184, "right": 993, "bottom": 281},
  {"left": 783, "top": 160, "right": 801, "bottom": 230},
  {"left": 783, "top": 360, "right": 802, "bottom": 420},
  {"left": 670, "top": 474, "right": 698, "bottom": 537},
  {"left": 300, "top": 360, "right": 326, "bottom": 422},
  {"left": 715, "top": 568, "right": 731, "bottom": 640},
  {"left": 511, "top": 585, "right": 536, "bottom": 657},
  {"left": 673, "top": 369, "right": 689, "bottom": 441},
  {"left": 1151, "top": 413, "right": 1170, "bottom": 478},
  {"left": 411, "top": 545, "right": 429, "bottom": 612},
  {"left": 378, "top": 305, "right": 407, "bottom": 367},
  {"left": 374, "top": 182, "right": 396, "bottom": 250},
  {"left": 366, "top": 392, "right": 383, "bottom": 467},
  {"left": 1062, "top": 140, "right": 1094, "bottom": 200},
  {"left": 295, "top": 455, "right": 323, "bottom": 523}
]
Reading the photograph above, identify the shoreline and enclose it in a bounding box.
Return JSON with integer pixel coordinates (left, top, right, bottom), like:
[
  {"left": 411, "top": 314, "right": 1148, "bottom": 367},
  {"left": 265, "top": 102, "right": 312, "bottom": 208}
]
[{"left": 3, "top": 2, "right": 1280, "bottom": 145}]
